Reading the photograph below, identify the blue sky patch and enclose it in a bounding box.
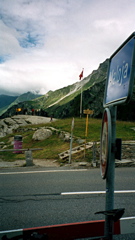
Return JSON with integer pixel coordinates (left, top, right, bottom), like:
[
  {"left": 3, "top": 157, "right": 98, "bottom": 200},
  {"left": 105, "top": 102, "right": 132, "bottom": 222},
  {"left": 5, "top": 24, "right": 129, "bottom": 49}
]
[
  {"left": 19, "top": 32, "right": 42, "bottom": 48},
  {"left": 0, "top": 55, "right": 10, "bottom": 64}
]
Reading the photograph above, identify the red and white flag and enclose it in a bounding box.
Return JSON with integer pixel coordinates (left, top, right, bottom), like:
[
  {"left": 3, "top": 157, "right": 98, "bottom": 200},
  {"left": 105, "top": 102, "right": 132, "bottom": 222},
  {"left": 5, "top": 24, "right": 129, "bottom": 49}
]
[{"left": 79, "top": 69, "right": 84, "bottom": 80}]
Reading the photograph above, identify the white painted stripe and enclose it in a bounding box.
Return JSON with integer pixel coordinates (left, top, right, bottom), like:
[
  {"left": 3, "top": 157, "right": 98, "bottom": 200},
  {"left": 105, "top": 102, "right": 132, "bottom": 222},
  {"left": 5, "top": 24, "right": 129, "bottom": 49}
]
[
  {"left": 61, "top": 191, "right": 105, "bottom": 195},
  {"left": 0, "top": 229, "right": 23, "bottom": 234},
  {"left": 0, "top": 229, "right": 23, "bottom": 239},
  {"left": 61, "top": 190, "right": 135, "bottom": 195},
  {"left": 0, "top": 169, "right": 87, "bottom": 175},
  {"left": 115, "top": 190, "right": 135, "bottom": 193},
  {"left": 122, "top": 216, "right": 135, "bottom": 220}
]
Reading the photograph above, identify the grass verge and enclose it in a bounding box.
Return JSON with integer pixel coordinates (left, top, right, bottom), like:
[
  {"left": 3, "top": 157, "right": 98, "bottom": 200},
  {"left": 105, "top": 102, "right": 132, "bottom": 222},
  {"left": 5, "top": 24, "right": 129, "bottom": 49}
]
[{"left": 0, "top": 117, "right": 135, "bottom": 163}]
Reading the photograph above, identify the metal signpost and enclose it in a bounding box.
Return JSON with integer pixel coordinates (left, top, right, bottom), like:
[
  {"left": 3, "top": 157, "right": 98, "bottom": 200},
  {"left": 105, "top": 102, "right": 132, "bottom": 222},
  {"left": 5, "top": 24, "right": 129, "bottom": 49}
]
[
  {"left": 83, "top": 109, "right": 94, "bottom": 158},
  {"left": 69, "top": 118, "right": 74, "bottom": 164},
  {"left": 100, "top": 32, "right": 135, "bottom": 239}
]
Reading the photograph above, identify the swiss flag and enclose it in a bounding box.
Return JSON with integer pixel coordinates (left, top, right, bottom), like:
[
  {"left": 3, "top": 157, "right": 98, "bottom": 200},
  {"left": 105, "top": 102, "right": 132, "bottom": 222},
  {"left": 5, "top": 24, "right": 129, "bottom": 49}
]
[{"left": 79, "top": 69, "right": 83, "bottom": 80}]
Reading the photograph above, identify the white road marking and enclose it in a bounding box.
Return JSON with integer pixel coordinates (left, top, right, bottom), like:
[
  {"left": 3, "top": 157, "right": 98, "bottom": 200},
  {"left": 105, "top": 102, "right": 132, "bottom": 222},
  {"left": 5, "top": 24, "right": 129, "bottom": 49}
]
[
  {"left": 61, "top": 191, "right": 106, "bottom": 195},
  {"left": 122, "top": 216, "right": 135, "bottom": 220},
  {"left": 0, "top": 169, "right": 87, "bottom": 175},
  {"left": 115, "top": 190, "right": 135, "bottom": 193},
  {"left": 61, "top": 190, "right": 135, "bottom": 195}
]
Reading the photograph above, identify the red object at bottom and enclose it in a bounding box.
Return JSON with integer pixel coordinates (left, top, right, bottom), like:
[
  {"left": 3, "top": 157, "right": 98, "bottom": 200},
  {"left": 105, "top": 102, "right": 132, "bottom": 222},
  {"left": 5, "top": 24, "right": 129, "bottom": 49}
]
[{"left": 23, "top": 220, "right": 120, "bottom": 240}]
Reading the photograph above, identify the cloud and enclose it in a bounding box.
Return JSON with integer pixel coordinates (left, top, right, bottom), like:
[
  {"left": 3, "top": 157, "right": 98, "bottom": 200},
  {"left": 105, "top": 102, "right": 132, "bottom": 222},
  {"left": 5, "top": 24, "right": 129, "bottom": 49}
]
[
  {"left": 0, "top": 20, "right": 22, "bottom": 56},
  {"left": 0, "top": 0, "right": 135, "bottom": 96}
]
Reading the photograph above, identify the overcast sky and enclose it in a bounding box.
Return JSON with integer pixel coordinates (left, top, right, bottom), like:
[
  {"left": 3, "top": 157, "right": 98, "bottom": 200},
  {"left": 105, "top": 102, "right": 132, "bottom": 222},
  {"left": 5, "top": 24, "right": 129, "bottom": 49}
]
[{"left": 0, "top": 0, "right": 135, "bottom": 96}]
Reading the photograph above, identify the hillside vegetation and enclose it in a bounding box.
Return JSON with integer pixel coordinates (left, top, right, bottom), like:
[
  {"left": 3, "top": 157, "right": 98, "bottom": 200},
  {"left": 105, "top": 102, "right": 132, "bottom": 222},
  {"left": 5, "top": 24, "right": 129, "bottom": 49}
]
[
  {"left": 0, "top": 59, "right": 109, "bottom": 119},
  {"left": 0, "top": 117, "right": 135, "bottom": 163},
  {"left": 1, "top": 58, "right": 135, "bottom": 121}
]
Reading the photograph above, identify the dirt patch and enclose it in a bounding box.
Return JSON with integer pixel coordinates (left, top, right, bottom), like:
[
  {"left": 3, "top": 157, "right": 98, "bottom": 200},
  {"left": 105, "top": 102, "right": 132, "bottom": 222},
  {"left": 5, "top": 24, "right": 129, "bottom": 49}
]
[
  {"left": 33, "top": 159, "right": 60, "bottom": 167},
  {"left": 0, "top": 159, "right": 25, "bottom": 168},
  {"left": 0, "top": 159, "right": 60, "bottom": 168}
]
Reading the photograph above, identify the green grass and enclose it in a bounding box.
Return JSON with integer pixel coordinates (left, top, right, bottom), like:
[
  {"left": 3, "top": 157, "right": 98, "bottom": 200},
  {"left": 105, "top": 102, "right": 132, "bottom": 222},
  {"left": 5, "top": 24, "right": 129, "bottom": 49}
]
[
  {"left": 116, "top": 121, "right": 135, "bottom": 140},
  {"left": 0, "top": 117, "right": 135, "bottom": 162},
  {"left": 48, "top": 118, "right": 102, "bottom": 141}
]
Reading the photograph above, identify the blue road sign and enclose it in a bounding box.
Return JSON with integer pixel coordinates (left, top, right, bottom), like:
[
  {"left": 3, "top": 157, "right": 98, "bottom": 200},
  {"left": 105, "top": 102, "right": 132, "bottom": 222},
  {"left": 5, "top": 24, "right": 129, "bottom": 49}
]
[{"left": 104, "top": 32, "right": 135, "bottom": 106}]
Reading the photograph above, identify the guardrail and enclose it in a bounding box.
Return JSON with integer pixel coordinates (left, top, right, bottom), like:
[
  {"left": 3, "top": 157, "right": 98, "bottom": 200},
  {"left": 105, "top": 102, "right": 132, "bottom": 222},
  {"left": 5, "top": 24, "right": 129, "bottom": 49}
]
[
  {"left": 1, "top": 216, "right": 135, "bottom": 239},
  {"left": 0, "top": 148, "right": 43, "bottom": 166}
]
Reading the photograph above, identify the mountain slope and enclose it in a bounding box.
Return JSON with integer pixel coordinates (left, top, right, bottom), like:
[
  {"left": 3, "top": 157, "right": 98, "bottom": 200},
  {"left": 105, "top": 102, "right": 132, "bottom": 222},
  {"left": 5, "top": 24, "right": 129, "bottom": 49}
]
[
  {"left": 0, "top": 59, "right": 109, "bottom": 119},
  {"left": 31, "top": 59, "right": 108, "bottom": 113},
  {"left": 1, "top": 58, "right": 135, "bottom": 120},
  {"left": 0, "top": 91, "right": 43, "bottom": 116},
  {"left": 0, "top": 95, "right": 18, "bottom": 108},
  {"left": 0, "top": 95, "right": 18, "bottom": 116}
]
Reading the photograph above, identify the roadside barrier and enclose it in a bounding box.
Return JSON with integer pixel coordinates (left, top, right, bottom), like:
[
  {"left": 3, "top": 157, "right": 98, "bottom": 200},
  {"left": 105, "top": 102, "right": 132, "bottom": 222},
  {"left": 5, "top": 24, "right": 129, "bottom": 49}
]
[
  {"left": 0, "top": 148, "right": 42, "bottom": 166},
  {"left": 0, "top": 217, "right": 135, "bottom": 240}
]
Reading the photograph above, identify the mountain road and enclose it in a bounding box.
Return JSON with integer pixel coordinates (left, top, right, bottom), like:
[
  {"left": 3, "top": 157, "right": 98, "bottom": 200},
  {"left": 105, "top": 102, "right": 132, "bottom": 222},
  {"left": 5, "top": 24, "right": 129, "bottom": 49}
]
[{"left": 0, "top": 167, "right": 135, "bottom": 233}]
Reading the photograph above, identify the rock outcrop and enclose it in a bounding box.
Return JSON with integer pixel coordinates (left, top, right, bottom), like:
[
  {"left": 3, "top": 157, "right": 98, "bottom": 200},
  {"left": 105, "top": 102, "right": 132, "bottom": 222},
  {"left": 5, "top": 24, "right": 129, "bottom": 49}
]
[{"left": 0, "top": 115, "right": 53, "bottom": 138}]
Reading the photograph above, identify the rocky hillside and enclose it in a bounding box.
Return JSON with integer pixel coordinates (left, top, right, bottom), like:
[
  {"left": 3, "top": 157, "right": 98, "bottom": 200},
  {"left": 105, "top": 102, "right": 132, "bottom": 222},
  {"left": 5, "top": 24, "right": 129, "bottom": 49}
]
[
  {"left": 0, "top": 115, "right": 52, "bottom": 138},
  {"left": 1, "top": 58, "right": 135, "bottom": 120}
]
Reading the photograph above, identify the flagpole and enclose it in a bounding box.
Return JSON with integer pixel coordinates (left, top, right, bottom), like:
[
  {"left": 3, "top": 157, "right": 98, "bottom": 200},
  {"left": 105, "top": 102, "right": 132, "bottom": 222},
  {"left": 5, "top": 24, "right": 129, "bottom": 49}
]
[
  {"left": 79, "top": 68, "right": 84, "bottom": 118},
  {"left": 69, "top": 118, "right": 74, "bottom": 164},
  {"left": 80, "top": 80, "right": 82, "bottom": 118}
]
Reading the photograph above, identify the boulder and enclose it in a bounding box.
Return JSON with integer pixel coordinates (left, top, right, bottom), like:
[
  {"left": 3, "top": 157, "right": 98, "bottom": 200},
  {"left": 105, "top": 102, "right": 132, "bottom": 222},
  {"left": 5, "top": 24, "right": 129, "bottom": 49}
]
[
  {"left": 64, "top": 133, "right": 71, "bottom": 142},
  {"left": 59, "top": 131, "right": 71, "bottom": 142},
  {"left": 32, "top": 128, "right": 52, "bottom": 141}
]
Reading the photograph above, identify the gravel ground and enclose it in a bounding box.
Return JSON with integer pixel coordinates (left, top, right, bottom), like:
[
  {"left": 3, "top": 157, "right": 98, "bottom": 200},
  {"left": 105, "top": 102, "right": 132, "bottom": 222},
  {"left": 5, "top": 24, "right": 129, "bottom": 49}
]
[{"left": 0, "top": 158, "right": 60, "bottom": 168}]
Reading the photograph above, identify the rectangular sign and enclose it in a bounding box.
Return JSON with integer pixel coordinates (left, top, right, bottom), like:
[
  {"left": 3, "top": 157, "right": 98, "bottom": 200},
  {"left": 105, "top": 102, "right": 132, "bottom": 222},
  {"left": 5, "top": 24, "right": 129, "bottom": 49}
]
[
  {"left": 104, "top": 32, "right": 135, "bottom": 107},
  {"left": 83, "top": 109, "right": 94, "bottom": 115}
]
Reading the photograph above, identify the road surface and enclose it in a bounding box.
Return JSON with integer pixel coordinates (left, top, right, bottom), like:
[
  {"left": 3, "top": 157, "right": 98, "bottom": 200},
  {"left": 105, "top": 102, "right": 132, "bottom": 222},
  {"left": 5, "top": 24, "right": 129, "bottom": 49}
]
[{"left": 0, "top": 167, "right": 135, "bottom": 232}]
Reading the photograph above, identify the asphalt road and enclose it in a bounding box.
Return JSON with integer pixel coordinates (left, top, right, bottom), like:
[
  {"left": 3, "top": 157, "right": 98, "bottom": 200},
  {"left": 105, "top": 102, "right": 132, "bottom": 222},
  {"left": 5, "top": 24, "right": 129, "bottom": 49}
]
[{"left": 0, "top": 167, "right": 135, "bottom": 232}]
